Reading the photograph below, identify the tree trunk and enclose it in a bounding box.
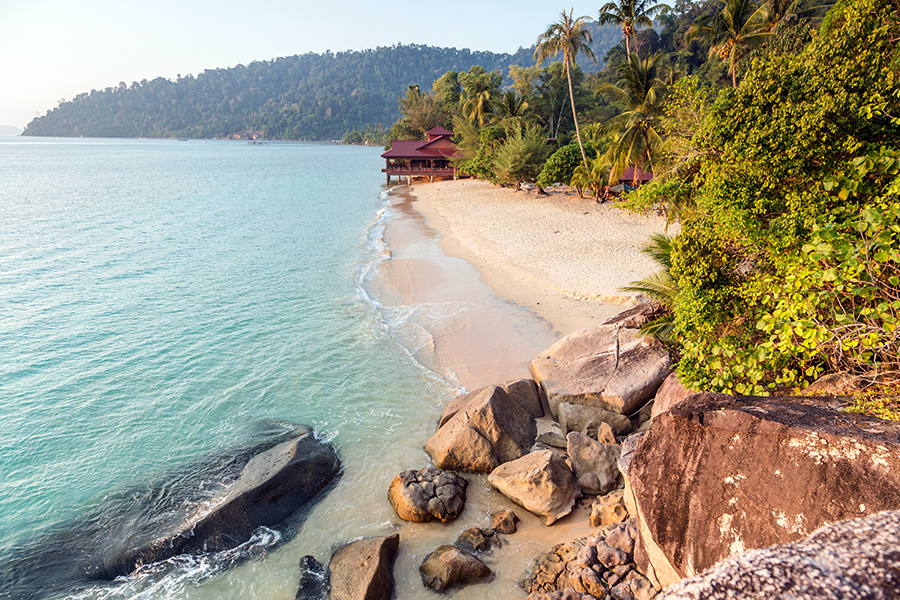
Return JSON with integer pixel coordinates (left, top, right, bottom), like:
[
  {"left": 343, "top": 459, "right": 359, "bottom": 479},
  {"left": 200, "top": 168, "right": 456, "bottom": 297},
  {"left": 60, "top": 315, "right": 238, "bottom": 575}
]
[{"left": 565, "top": 58, "right": 588, "bottom": 168}]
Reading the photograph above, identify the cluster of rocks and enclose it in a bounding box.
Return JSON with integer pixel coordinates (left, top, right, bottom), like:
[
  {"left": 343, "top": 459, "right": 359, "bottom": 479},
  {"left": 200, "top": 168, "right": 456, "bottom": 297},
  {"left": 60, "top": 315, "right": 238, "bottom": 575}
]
[
  {"left": 522, "top": 518, "right": 656, "bottom": 600},
  {"left": 297, "top": 302, "right": 900, "bottom": 600},
  {"left": 417, "top": 508, "right": 522, "bottom": 592}
]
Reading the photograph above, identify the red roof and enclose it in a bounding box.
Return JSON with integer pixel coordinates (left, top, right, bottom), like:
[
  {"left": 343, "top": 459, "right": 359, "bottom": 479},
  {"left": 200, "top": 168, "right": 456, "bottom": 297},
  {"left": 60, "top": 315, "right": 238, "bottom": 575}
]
[
  {"left": 620, "top": 168, "right": 654, "bottom": 182},
  {"left": 426, "top": 126, "right": 453, "bottom": 137},
  {"left": 381, "top": 135, "right": 457, "bottom": 159}
]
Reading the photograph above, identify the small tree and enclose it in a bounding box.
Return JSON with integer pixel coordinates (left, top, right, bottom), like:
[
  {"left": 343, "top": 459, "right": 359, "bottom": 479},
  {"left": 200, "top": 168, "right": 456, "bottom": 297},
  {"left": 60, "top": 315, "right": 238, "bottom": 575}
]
[
  {"left": 537, "top": 143, "right": 598, "bottom": 188},
  {"left": 494, "top": 124, "right": 551, "bottom": 189}
]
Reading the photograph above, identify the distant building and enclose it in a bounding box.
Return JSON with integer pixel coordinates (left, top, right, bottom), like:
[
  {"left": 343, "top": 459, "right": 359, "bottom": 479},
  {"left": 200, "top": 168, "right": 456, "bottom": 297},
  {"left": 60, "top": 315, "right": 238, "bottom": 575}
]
[
  {"left": 381, "top": 126, "right": 458, "bottom": 185},
  {"left": 618, "top": 167, "right": 654, "bottom": 187}
]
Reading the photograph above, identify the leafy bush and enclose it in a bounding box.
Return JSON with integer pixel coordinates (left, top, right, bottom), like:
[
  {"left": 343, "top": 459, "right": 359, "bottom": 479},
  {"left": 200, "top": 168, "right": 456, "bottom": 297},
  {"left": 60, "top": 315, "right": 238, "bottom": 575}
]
[
  {"left": 536, "top": 143, "right": 596, "bottom": 188},
  {"left": 669, "top": 0, "right": 900, "bottom": 393},
  {"left": 458, "top": 124, "right": 508, "bottom": 181}
]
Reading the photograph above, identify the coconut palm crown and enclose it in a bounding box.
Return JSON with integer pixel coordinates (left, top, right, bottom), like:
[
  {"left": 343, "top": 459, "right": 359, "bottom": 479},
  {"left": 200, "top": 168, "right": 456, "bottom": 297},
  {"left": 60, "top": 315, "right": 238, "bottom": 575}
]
[
  {"left": 687, "top": 0, "right": 773, "bottom": 87},
  {"left": 596, "top": 51, "right": 668, "bottom": 187},
  {"left": 598, "top": 0, "right": 671, "bottom": 58}
]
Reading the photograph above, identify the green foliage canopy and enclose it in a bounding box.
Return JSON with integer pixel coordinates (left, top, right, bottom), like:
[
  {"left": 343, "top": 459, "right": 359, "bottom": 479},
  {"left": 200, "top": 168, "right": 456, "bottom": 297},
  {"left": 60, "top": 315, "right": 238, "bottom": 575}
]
[{"left": 669, "top": 0, "right": 900, "bottom": 393}]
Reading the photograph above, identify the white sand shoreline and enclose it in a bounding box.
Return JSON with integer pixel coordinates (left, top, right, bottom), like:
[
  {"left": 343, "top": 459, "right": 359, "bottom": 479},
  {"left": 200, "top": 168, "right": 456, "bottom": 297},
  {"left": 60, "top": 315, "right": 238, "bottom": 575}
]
[{"left": 408, "top": 179, "right": 677, "bottom": 338}]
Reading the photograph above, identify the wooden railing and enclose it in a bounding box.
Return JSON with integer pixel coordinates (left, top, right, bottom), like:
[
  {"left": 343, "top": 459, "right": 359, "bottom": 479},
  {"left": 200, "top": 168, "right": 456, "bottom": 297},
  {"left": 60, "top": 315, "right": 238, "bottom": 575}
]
[{"left": 383, "top": 166, "right": 455, "bottom": 174}]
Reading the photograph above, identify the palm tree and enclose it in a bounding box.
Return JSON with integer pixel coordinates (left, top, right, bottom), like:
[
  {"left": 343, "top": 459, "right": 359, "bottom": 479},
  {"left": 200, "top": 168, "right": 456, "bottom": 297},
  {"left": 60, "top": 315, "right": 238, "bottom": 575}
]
[
  {"left": 535, "top": 10, "right": 596, "bottom": 168},
  {"left": 459, "top": 67, "right": 502, "bottom": 127},
  {"left": 596, "top": 52, "right": 668, "bottom": 187},
  {"left": 764, "top": 0, "right": 835, "bottom": 28},
  {"left": 687, "top": 0, "right": 772, "bottom": 87},
  {"left": 620, "top": 232, "right": 678, "bottom": 340},
  {"left": 493, "top": 90, "right": 530, "bottom": 124},
  {"left": 598, "top": 0, "right": 670, "bottom": 59}
]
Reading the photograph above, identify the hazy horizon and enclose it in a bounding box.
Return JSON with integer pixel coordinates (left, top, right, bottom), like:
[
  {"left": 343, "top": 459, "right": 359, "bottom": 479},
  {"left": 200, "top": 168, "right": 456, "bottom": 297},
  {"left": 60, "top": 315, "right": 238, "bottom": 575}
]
[{"left": 0, "top": 1, "right": 600, "bottom": 129}]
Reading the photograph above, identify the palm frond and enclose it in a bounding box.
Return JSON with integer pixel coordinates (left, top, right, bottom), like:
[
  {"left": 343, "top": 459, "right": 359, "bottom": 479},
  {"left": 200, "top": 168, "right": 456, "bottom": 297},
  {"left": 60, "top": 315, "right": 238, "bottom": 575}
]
[
  {"left": 642, "top": 232, "right": 674, "bottom": 269},
  {"left": 621, "top": 270, "right": 678, "bottom": 305},
  {"left": 640, "top": 316, "right": 675, "bottom": 341}
]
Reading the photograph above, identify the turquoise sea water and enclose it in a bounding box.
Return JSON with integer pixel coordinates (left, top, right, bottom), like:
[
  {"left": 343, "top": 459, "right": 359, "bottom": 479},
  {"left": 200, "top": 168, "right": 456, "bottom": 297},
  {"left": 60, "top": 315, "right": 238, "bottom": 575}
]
[{"left": 0, "top": 137, "right": 460, "bottom": 599}]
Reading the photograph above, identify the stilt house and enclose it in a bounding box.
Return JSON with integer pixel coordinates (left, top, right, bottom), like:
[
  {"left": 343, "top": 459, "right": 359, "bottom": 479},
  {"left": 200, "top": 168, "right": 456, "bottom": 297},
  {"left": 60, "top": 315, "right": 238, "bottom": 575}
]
[{"left": 381, "top": 126, "right": 458, "bottom": 184}]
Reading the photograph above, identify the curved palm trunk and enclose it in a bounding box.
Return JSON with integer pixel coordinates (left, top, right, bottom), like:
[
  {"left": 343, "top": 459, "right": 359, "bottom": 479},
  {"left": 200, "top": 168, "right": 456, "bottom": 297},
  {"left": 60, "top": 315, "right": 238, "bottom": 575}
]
[{"left": 565, "top": 58, "right": 588, "bottom": 168}]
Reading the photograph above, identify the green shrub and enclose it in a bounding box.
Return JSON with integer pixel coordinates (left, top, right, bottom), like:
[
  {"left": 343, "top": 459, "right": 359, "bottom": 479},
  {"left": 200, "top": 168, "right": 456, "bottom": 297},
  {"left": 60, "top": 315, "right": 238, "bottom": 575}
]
[
  {"left": 669, "top": 0, "right": 900, "bottom": 393},
  {"left": 536, "top": 143, "right": 596, "bottom": 188}
]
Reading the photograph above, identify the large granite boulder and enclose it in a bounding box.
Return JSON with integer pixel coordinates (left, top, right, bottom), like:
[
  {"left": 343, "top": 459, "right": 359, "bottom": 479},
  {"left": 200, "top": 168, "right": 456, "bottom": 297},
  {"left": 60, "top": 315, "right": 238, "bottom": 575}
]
[
  {"left": 420, "top": 545, "right": 492, "bottom": 591},
  {"left": 624, "top": 393, "right": 900, "bottom": 587},
  {"left": 329, "top": 534, "right": 400, "bottom": 600},
  {"left": 1, "top": 426, "right": 342, "bottom": 599},
  {"left": 657, "top": 511, "right": 900, "bottom": 599},
  {"left": 387, "top": 467, "right": 467, "bottom": 523},
  {"left": 530, "top": 325, "right": 671, "bottom": 418},
  {"left": 439, "top": 379, "right": 543, "bottom": 427},
  {"left": 649, "top": 373, "right": 696, "bottom": 419},
  {"left": 559, "top": 402, "right": 632, "bottom": 437},
  {"left": 426, "top": 386, "right": 537, "bottom": 473},
  {"left": 488, "top": 450, "right": 579, "bottom": 525},
  {"left": 567, "top": 432, "right": 622, "bottom": 496}
]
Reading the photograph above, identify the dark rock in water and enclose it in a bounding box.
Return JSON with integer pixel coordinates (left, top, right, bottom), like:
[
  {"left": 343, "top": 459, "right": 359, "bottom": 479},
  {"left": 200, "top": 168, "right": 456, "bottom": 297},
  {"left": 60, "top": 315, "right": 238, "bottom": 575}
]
[
  {"left": 296, "top": 555, "right": 329, "bottom": 600},
  {"left": 656, "top": 510, "right": 900, "bottom": 600},
  {"left": 329, "top": 534, "right": 400, "bottom": 600},
  {"left": 455, "top": 527, "right": 498, "bottom": 553},
  {"left": 490, "top": 509, "right": 519, "bottom": 534},
  {"left": 0, "top": 424, "right": 341, "bottom": 600}
]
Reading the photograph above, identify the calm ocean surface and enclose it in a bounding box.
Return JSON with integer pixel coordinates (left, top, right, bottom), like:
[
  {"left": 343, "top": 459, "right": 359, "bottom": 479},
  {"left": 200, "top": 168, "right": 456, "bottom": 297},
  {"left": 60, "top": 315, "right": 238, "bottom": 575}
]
[{"left": 0, "top": 137, "right": 461, "bottom": 599}]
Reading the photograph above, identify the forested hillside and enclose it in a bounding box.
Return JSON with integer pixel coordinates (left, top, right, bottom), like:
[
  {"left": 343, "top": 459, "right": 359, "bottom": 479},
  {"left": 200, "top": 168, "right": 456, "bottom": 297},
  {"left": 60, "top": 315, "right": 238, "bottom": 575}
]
[{"left": 22, "top": 25, "right": 622, "bottom": 140}]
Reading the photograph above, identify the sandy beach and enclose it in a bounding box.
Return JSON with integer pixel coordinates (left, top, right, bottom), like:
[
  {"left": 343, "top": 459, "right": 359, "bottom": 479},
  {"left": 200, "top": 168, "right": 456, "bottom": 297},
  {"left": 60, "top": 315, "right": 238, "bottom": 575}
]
[
  {"left": 410, "top": 179, "right": 676, "bottom": 341},
  {"left": 373, "top": 176, "right": 676, "bottom": 391}
]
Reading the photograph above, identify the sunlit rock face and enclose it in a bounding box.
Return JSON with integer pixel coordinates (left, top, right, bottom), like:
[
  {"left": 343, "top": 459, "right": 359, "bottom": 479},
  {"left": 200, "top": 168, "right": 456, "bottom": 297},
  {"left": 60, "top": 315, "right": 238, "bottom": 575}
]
[
  {"left": 624, "top": 393, "right": 900, "bottom": 586},
  {"left": 530, "top": 325, "right": 671, "bottom": 419}
]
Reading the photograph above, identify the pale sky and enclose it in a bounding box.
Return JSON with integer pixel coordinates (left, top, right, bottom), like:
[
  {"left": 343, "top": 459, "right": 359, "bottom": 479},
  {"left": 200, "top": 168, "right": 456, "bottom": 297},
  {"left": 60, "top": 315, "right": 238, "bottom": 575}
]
[{"left": 0, "top": 1, "right": 600, "bottom": 129}]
